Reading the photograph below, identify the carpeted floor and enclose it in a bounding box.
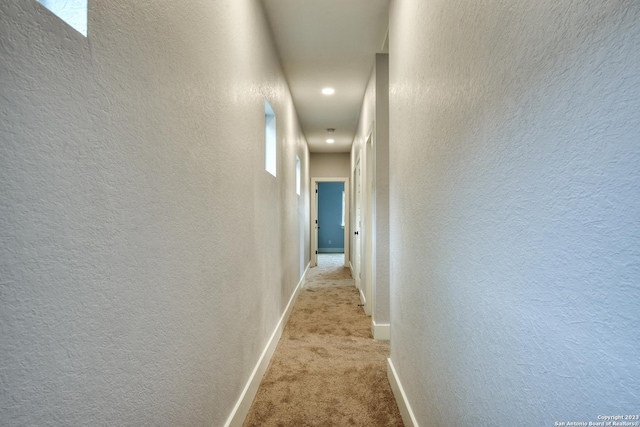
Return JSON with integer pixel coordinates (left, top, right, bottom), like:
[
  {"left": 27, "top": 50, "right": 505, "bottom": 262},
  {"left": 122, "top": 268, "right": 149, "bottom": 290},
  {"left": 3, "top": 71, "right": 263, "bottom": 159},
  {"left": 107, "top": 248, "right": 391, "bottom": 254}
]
[{"left": 243, "top": 254, "right": 404, "bottom": 427}]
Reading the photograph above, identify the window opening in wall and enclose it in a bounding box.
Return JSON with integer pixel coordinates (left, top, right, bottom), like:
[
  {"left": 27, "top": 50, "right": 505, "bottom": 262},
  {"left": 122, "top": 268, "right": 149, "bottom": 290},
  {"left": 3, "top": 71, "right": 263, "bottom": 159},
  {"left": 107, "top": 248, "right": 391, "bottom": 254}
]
[
  {"left": 38, "top": 0, "right": 88, "bottom": 36},
  {"left": 296, "top": 156, "right": 301, "bottom": 195},
  {"left": 265, "top": 99, "right": 276, "bottom": 177}
]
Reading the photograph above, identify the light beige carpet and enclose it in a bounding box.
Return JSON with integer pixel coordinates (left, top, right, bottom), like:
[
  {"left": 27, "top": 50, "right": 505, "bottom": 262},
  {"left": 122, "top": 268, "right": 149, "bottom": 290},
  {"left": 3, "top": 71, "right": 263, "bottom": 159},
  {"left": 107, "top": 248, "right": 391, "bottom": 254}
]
[{"left": 243, "top": 254, "right": 403, "bottom": 427}]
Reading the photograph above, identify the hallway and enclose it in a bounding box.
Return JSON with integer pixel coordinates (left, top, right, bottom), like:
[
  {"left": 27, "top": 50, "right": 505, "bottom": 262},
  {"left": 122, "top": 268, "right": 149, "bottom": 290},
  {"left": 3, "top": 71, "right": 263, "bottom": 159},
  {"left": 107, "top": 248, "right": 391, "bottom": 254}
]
[
  {"left": 243, "top": 254, "right": 402, "bottom": 426},
  {"left": 1, "top": 1, "right": 639, "bottom": 426}
]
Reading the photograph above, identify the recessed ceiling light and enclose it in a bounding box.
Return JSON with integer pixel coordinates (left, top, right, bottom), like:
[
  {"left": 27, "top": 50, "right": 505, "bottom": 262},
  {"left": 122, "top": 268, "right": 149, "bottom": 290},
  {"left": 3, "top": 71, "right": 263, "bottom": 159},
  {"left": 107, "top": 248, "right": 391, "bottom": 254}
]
[
  {"left": 326, "top": 139, "right": 335, "bottom": 143},
  {"left": 322, "top": 88, "right": 335, "bottom": 95}
]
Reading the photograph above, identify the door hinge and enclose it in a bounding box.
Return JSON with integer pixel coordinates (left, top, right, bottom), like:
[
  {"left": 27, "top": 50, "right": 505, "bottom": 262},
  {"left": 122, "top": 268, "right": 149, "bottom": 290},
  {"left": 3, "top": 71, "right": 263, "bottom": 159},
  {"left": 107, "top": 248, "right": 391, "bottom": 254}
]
[{"left": 315, "top": 250, "right": 318, "bottom": 255}]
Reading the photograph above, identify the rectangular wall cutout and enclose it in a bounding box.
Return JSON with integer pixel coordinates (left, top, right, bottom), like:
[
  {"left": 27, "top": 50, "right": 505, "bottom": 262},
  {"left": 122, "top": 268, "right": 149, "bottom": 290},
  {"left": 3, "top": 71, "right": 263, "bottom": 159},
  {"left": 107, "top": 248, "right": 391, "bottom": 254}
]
[
  {"left": 38, "top": 0, "right": 87, "bottom": 36},
  {"left": 265, "top": 99, "right": 276, "bottom": 177}
]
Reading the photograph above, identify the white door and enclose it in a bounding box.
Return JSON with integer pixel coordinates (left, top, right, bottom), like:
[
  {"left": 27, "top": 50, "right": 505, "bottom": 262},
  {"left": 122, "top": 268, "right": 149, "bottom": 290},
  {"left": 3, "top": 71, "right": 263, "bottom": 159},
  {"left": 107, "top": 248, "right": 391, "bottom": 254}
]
[{"left": 354, "top": 157, "right": 363, "bottom": 297}]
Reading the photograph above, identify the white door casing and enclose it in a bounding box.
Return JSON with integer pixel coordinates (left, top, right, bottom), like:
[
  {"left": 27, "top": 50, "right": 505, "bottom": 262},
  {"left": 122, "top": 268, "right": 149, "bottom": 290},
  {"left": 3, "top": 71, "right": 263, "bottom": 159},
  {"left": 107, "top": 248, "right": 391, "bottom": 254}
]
[
  {"left": 354, "top": 157, "right": 363, "bottom": 299},
  {"left": 313, "top": 182, "right": 318, "bottom": 267},
  {"left": 363, "top": 132, "right": 374, "bottom": 316},
  {"left": 310, "top": 177, "right": 350, "bottom": 268}
]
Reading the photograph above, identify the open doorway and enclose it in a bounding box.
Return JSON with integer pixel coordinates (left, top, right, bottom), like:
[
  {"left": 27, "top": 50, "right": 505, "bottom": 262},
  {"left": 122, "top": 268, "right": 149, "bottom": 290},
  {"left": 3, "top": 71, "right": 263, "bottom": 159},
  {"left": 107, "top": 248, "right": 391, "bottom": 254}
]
[
  {"left": 318, "top": 182, "right": 344, "bottom": 254},
  {"left": 310, "top": 177, "right": 349, "bottom": 268}
]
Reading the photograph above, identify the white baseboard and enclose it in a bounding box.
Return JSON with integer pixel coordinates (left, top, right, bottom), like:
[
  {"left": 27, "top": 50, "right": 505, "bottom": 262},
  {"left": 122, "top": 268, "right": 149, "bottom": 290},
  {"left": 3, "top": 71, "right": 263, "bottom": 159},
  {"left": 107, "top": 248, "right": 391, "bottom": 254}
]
[
  {"left": 387, "top": 358, "right": 419, "bottom": 427},
  {"left": 372, "top": 321, "right": 390, "bottom": 341},
  {"left": 359, "top": 288, "right": 366, "bottom": 306},
  {"left": 224, "top": 263, "right": 309, "bottom": 427},
  {"left": 349, "top": 261, "right": 354, "bottom": 277}
]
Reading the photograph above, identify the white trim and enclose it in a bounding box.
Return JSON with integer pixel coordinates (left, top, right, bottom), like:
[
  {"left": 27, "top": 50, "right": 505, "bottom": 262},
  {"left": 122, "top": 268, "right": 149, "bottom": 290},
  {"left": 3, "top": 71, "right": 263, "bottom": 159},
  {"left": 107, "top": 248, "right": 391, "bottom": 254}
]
[
  {"left": 224, "top": 263, "right": 309, "bottom": 427},
  {"left": 352, "top": 156, "right": 362, "bottom": 293},
  {"left": 359, "top": 288, "right": 366, "bottom": 306},
  {"left": 310, "top": 177, "right": 350, "bottom": 268},
  {"left": 371, "top": 320, "right": 390, "bottom": 341},
  {"left": 363, "top": 128, "right": 374, "bottom": 317},
  {"left": 387, "top": 358, "right": 419, "bottom": 427},
  {"left": 349, "top": 261, "right": 354, "bottom": 278}
]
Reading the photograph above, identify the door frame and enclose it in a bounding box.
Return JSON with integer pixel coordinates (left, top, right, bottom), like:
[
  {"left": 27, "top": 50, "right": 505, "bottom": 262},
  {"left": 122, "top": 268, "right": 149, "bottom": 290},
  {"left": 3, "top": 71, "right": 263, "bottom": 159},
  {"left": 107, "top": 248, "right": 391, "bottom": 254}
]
[
  {"left": 310, "top": 177, "right": 350, "bottom": 268},
  {"left": 353, "top": 128, "right": 375, "bottom": 315},
  {"left": 353, "top": 156, "right": 362, "bottom": 295},
  {"left": 363, "top": 130, "right": 375, "bottom": 316}
]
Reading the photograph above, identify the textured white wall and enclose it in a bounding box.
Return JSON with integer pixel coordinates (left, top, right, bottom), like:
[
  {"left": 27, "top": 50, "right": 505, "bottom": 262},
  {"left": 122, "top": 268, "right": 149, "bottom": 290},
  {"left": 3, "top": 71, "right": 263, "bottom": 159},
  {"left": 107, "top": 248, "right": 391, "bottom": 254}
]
[
  {"left": 351, "top": 54, "right": 390, "bottom": 324},
  {"left": 374, "top": 54, "right": 390, "bottom": 326},
  {"left": 309, "top": 153, "right": 351, "bottom": 178},
  {"left": 389, "top": 0, "right": 640, "bottom": 425},
  {"left": 0, "top": 1, "right": 309, "bottom": 426}
]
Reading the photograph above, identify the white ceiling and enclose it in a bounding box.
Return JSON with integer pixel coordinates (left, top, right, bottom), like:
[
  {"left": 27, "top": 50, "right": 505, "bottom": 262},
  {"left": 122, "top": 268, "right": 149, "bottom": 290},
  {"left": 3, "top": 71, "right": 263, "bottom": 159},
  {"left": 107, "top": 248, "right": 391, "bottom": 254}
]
[{"left": 261, "top": 0, "right": 389, "bottom": 153}]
